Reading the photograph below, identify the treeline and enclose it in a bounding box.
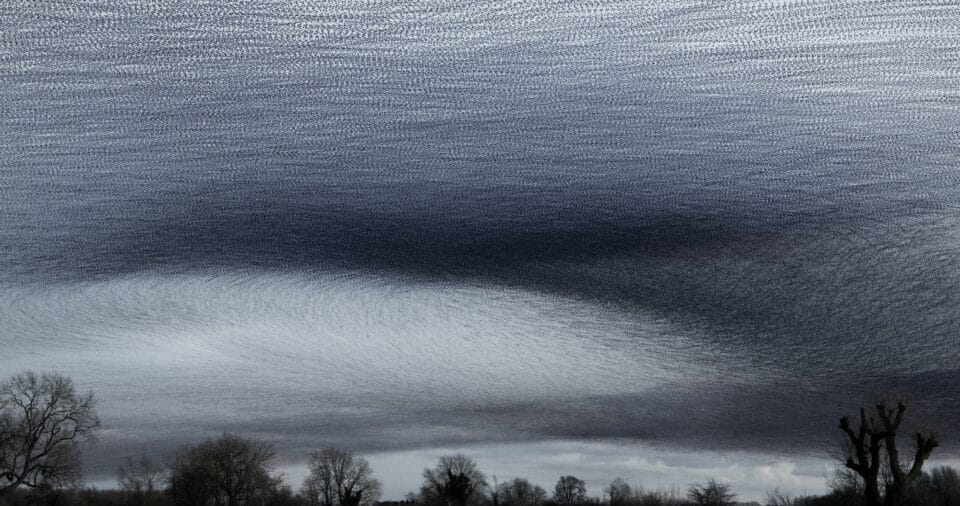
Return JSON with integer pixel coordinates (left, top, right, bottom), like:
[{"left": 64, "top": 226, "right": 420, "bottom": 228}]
[
  {"left": 2, "top": 372, "right": 959, "bottom": 506},
  {"left": 3, "top": 443, "right": 960, "bottom": 506}
]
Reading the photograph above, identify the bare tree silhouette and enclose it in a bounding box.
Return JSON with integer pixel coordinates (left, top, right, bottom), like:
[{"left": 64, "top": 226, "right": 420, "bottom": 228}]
[
  {"left": 838, "top": 400, "right": 938, "bottom": 506},
  {"left": 552, "top": 476, "right": 586, "bottom": 505},
  {"left": 422, "top": 455, "right": 487, "bottom": 506},
  {"left": 0, "top": 371, "right": 99, "bottom": 495},
  {"left": 605, "top": 478, "right": 631, "bottom": 506},
  {"left": 496, "top": 478, "right": 546, "bottom": 506},
  {"left": 117, "top": 453, "right": 166, "bottom": 495},
  {"left": 167, "top": 433, "right": 283, "bottom": 506},
  {"left": 686, "top": 479, "right": 735, "bottom": 506},
  {"left": 302, "top": 448, "right": 381, "bottom": 506}
]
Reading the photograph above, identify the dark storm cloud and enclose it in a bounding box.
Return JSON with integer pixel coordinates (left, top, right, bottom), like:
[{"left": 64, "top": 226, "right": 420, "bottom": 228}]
[
  {"left": 13, "top": 183, "right": 960, "bottom": 384},
  {"left": 1, "top": 0, "right": 959, "bottom": 471}
]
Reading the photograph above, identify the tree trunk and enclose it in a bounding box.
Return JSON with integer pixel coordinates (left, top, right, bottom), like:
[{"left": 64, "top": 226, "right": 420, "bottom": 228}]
[{"left": 864, "top": 476, "right": 882, "bottom": 506}]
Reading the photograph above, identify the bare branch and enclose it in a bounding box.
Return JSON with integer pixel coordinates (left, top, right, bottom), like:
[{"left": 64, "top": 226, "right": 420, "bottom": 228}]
[{"left": 0, "top": 371, "right": 98, "bottom": 494}]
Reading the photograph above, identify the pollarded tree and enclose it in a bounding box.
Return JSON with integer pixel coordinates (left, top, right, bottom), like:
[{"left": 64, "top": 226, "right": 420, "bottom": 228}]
[
  {"left": 838, "top": 400, "right": 938, "bottom": 506},
  {"left": 168, "top": 433, "right": 283, "bottom": 506},
  {"left": 302, "top": 448, "right": 381, "bottom": 506},
  {"left": 422, "top": 454, "right": 487, "bottom": 506},
  {"left": 497, "top": 478, "right": 547, "bottom": 506},
  {"left": 553, "top": 476, "right": 587, "bottom": 505},
  {"left": 0, "top": 371, "right": 100, "bottom": 495}
]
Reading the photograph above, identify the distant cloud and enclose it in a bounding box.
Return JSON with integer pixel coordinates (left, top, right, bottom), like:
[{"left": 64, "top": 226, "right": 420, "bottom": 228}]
[{"left": 2, "top": 0, "right": 959, "bottom": 499}]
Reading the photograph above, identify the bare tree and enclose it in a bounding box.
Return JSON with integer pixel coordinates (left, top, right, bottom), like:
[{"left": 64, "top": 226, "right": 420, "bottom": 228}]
[
  {"left": 0, "top": 371, "right": 99, "bottom": 495},
  {"left": 928, "top": 466, "right": 960, "bottom": 505},
  {"left": 764, "top": 488, "right": 794, "bottom": 506},
  {"left": 838, "top": 400, "right": 938, "bottom": 506},
  {"left": 422, "top": 454, "right": 487, "bottom": 506},
  {"left": 686, "top": 479, "right": 735, "bottom": 506},
  {"left": 304, "top": 448, "right": 337, "bottom": 506},
  {"left": 117, "top": 453, "right": 166, "bottom": 494},
  {"left": 497, "top": 478, "right": 547, "bottom": 506},
  {"left": 553, "top": 476, "right": 586, "bottom": 505},
  {"left": 167, "top": 433, "right": 283, "bottom": 506},
  {"left": 605, "top": 478, "right": 631, "bottom": 506},
  {"left": 634, "top": 486, "right": 686, "bottom": 506},
  {"left": 912, "top": 466, "right": 960, "bottom": 506},
  {"left": 302, "top": 448, "right": 381, "bottom": 506}
]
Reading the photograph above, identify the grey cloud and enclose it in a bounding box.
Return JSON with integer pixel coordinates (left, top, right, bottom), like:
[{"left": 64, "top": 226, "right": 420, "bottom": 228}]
[{"left": 1, "top": 0, "right": 959, "bottom": 492}]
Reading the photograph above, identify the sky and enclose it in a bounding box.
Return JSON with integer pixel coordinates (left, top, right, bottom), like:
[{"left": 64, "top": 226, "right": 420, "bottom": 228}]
[{"left": 1, "top": 0, "right": 959, "bottom": 502}]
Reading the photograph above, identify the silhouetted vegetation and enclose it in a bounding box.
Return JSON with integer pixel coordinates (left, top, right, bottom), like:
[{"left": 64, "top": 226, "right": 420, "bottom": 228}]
[
  {"left": 605, "top": 479, "right": 631, "bottom": 506},
  {"left": 913, "top": 466, "right": 960, "bottom": 506},
  {"left": 601, "top": 478, "right": 686, "bottom": 506},
  {"left": 0, "top": 372, "right": 100, "bottom": 495},
  {"left": 302, "top": 448, "right": 381, "bottom": 506},
  {"left": 2, "top": 372, "right": 959, "bottom": 506},
  {"left": 497, "top": 478, "right": 546, "bottom": 506},
  {"left": 418, "top": 455, "right": 487, "bottom": 506},
  {"left": 553, "top": 477, "right": 587, "bottom": 506},
  {"left": 838, "top": 401, "right": 938, "bottom": 506},
  {"left": 167, "top": 433, "right": 286, "bottom": 506},
  {"left": 117, "top": 454, "right": 166, "bottom": 496},
  {"left": 686, "top": 480, "right": 735, "bottom": 506}
]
